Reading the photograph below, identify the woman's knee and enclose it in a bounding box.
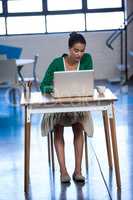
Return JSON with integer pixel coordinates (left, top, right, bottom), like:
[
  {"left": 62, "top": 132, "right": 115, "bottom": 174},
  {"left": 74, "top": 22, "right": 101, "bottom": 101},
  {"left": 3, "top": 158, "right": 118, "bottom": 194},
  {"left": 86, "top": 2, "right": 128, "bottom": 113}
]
[
  {"left": 72, "top": 122, "right": 83, "bottom": 135},
  {"left": 54, "top": 124, "right": 64, "bottom": 140},
  {"left": 72, "top": 122, "right": 83, "bottom": 132}
]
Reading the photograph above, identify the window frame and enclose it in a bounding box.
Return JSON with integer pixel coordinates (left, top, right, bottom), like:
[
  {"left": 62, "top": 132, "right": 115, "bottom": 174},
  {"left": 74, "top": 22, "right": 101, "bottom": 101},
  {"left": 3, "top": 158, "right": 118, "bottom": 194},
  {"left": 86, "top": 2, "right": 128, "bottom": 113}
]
[{"left": 0, "top": 0, "right": 125, "bottom": 36}]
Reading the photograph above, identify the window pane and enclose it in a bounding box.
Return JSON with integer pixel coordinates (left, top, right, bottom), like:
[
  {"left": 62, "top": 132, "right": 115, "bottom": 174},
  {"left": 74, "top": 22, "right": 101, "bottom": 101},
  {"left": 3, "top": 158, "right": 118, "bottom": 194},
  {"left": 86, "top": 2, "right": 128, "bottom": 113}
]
[
  {"left": 86, "top": 12, "right": 124, "bottom": 31},
  {"left": 0, "top": 1, "right": 2, "bottom": 13},
  {"left": 8, "top": 0, "right": 42, "bottom": 13},
  {"left": 0, "top": 18, "right": 6, "bottom": 35},
  {"left": 87, "top": 0, "right": 122, "bottom": 9},
  {"left": 47, "top": 14, "right": 85, "bottom": 33},
  {"left": 48, "top": 0, "right": 82, "bottom": 11},
  {"left": 7, "top": 16, "right": 45, "bottom": 34}
]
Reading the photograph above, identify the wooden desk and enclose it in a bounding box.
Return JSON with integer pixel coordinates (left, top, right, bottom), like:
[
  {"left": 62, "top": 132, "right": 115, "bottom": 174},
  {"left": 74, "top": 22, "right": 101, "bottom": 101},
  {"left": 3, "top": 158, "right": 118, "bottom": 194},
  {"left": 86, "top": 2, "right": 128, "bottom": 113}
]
[
  {"left": 16, "top": 59, "right": 34, "bottom": 82},
  {"left": 21, "top": 89, "right": 121, "bottom": 192}
]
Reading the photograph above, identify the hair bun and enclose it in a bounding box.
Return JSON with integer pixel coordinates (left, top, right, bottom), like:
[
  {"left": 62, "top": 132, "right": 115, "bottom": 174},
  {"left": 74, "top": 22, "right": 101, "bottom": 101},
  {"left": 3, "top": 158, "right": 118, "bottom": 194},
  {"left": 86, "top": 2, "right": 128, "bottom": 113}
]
[
  {"left": 68, "top": 32, "right": 86, "bottom": 48},
  {"left": 69, "top": 32, "right": 77, "bottom": 38}
]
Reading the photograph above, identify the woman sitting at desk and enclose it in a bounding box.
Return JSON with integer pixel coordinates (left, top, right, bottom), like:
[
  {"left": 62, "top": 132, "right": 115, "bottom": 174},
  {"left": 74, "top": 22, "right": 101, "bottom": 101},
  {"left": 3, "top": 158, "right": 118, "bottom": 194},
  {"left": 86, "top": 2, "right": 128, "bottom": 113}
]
[{"left": 40, "top": 32, "right": 94, "bottom": 183}]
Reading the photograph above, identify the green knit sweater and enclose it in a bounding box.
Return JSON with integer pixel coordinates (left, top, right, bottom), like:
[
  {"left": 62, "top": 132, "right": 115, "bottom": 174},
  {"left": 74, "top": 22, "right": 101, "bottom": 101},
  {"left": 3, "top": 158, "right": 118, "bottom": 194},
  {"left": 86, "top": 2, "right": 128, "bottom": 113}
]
[{"left": 40, "top": 53, "right": 93, "bottom": 93}]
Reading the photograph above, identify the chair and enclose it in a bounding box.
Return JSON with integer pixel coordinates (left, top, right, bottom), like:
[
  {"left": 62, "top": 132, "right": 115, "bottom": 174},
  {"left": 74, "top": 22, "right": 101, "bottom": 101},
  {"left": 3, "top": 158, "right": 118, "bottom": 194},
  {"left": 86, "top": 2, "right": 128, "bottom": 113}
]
[
  {"left": 0, "top": 54, "right": 7, "bottom": 60},
  {"left": 0, "top": 59, "right": 17, "bottom": 85},
  {"left": 0, "top": 59, "right": 20, "bottom": 103},
  {"left": 18, "top": 54, "right": 39, "bottom": 88},
  {"left": 33, "top": 54, "right": 39, "bottom": 82},
  {"left": 47, "top": 113, "right": 112, "bottom": 174}
]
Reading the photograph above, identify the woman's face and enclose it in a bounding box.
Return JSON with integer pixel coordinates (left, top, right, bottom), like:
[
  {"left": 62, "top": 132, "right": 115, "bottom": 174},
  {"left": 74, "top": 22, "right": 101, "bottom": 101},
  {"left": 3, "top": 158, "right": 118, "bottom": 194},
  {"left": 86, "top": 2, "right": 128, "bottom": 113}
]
[{"left": 69, "top": 42, "right": 86, "bottom": 63}]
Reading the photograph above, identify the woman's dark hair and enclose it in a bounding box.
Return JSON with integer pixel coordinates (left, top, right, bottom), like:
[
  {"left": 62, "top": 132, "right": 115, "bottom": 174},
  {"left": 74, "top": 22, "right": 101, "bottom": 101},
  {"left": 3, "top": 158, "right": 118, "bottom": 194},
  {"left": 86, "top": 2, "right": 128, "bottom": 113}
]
[{"left": 68, "top": 32, "right": 86, "bottom": 48}]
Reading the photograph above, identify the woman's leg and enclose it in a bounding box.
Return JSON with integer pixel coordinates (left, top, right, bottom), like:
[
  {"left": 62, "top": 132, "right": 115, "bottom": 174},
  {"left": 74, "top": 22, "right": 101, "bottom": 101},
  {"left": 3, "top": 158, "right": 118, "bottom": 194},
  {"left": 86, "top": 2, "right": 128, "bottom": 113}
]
[
  {"left": 54, "top": 124, "right": 69, "bottom": 177},
  {"left": 72, "top": 122, "right": 84, "bottom": 175}
]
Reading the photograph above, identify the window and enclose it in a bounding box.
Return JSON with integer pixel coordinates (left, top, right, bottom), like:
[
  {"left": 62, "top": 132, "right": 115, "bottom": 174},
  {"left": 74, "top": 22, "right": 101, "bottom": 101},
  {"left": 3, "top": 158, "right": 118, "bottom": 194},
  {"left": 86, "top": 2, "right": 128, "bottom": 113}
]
[
  {"left": 8, "top": 0, "right": 43, "bottom": 13},
  {"left": 47, "top": 0, "right": 82, "bottom": 11},
  {"left": 7, "top": 16, "right": 45, "bottom": 34},
  {"left": 87, "top": 0, "right": 122, "bottom": 9},
  {"left": 86, "top": 12, "right": 124, "bottom": 31},
  {"left": 0, "top": 0, "right": 124, "bottom": 35},
  {"left": 47, "top": 14, "right": 85, "bottom": 33},
  {"left": 0, "top": 18, "right": 6, "bottom": 35},
  {"left": 0, "top": 1, "right": 2, "bottom": 13}
]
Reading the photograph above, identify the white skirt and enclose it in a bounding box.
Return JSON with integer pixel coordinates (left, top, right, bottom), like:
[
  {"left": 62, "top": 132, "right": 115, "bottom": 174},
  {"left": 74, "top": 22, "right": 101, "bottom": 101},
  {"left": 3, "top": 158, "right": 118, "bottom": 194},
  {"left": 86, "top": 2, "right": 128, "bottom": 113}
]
[{"left": 41, "top": 111, "right": 94, "bottom": 137}]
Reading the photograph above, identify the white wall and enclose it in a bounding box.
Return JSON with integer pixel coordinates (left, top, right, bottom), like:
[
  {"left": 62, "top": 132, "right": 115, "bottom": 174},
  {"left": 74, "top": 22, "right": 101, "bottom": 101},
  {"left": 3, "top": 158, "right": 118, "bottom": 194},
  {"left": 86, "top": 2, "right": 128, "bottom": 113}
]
[{"left": 0, "top": 31, "right": 122, "bottom": 81}]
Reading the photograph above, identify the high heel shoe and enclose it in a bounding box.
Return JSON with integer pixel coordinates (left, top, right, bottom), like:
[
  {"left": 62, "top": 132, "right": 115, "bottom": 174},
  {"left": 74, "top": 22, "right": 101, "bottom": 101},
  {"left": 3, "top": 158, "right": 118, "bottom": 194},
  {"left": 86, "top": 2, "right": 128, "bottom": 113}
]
[
  {"left": 61, "top": 175, "right": 71, "bottom": 183},
  {"left": 72, "top": 173, "right": 85, "bottom": 182}
]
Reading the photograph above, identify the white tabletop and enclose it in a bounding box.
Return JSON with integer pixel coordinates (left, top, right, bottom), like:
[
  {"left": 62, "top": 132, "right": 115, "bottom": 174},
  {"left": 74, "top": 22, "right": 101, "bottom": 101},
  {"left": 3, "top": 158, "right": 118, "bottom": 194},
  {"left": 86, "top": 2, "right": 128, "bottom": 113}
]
[
  {"left": 16, "top": 59, "right": 34, "bottom": 66},
  {"left": 21, "top": 88, "right": 117, "bottom": 106}
]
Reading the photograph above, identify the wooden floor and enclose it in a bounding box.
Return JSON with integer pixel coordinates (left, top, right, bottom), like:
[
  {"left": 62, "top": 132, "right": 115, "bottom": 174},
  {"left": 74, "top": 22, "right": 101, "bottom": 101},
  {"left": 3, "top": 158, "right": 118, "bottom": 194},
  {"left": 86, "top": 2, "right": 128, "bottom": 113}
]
[{"left": 0, "top": 82, "right": 133, "bottom": 200}]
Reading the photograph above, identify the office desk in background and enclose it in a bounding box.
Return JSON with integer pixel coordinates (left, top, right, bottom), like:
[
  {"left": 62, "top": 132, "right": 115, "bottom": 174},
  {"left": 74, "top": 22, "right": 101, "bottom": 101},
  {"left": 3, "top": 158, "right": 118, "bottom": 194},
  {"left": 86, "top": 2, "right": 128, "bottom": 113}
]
[
  {"left": 16, "top": 59, "right": 34, "bottom": 82},
  {"left": 21, "top": 88, "right": 121, "bottom": 193}
]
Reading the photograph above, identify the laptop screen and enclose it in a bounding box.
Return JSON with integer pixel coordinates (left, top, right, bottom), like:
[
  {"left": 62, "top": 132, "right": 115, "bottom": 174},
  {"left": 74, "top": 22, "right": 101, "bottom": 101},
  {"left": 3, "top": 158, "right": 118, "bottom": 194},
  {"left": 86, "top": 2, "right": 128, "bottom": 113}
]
[{"left": 54, "top": 70, "right": 94, "bottom": 98}]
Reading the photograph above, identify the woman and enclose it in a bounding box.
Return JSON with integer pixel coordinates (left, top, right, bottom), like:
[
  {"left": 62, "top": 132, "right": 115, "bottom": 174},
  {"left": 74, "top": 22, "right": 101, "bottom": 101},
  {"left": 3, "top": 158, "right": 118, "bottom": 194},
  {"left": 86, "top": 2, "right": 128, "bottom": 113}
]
[{"left": 40, "top": 32, "right": 93, "bottom": 183}]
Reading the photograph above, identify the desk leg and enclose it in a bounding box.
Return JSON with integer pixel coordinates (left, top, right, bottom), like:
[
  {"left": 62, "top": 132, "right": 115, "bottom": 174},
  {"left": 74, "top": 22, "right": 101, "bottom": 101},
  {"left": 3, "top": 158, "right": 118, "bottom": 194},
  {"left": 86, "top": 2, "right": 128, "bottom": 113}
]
[
  {"left": 102, "top": 111, "right": 113, "bottom": 169},
  {"left": 18, "top": 65, "right": 24, "bottom": 82},
  {"left": 24, "top": 106, "right": 31, "bottom": 193},
  {"left": 109, "top": 104, "right": 121, "bottom": 189}
]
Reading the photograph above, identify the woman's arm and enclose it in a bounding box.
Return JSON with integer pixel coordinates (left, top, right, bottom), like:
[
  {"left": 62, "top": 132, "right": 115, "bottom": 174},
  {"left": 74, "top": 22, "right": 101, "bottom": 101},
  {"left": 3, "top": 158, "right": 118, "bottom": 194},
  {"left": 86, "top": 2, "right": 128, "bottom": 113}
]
[
  {"left": 40, "top": 60, "right": 55, "bottom": 94},
  {"left": 40, "top": 57, "right": 64, "bottom": 94},
  {"left": 80, "top": 53, "right": 93, "bottom": 70}
]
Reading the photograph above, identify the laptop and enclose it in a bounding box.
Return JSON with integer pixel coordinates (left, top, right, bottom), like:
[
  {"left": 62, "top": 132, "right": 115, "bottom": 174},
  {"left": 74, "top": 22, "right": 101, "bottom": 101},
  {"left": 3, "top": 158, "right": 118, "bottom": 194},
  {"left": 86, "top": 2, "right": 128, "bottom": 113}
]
[{"left": 54, "top": 70, "right": 94, "bottom": 98}]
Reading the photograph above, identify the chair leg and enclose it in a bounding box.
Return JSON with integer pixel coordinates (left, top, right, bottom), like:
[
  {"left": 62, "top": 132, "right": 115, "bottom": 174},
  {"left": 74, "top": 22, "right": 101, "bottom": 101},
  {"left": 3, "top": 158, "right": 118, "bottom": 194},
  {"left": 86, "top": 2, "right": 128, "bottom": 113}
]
[
  {"left": 47, "top": 131, "right": 55, "bottom": 172},
  {"left": 8, "top": 87, "right": 17, "bottom": 105},
  {"left": 50, "top": 131, "right": 55, "bottom": 172},
  {"left": 47, "top": 133, "right": 51, "bottom": 166},
  {"left": 84, "top": 132, "right": 89, "bottom": 172}
]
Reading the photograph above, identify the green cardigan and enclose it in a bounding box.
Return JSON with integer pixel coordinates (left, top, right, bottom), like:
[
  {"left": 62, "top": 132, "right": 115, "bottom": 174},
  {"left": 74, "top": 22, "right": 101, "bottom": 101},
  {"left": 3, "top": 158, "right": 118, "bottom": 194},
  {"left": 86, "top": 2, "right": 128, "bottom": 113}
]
[{"left": 40, "top": 53, "right": 93, "bottom": 93}]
